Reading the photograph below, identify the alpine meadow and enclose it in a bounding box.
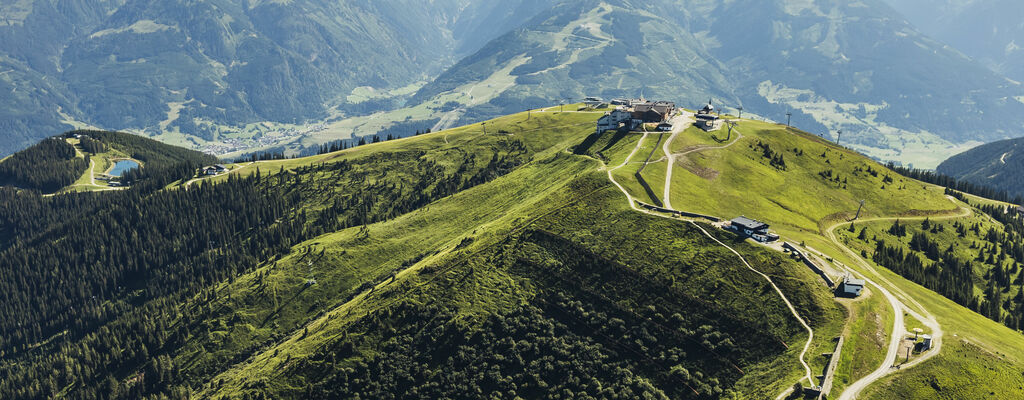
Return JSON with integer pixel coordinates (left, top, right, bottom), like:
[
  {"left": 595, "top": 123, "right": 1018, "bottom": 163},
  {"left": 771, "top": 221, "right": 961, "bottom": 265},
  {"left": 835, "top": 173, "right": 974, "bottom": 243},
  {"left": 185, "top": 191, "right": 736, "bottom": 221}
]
[{"left": 1, "top": 1, "right": 1024, "bottom": 400}]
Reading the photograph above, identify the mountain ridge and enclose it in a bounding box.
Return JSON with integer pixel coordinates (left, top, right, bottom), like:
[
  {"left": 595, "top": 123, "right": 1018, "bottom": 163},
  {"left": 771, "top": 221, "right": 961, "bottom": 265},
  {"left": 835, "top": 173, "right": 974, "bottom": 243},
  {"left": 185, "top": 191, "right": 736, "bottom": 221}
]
[{"left": 936, "top": 136, "right": 1024, "bottom": 199}]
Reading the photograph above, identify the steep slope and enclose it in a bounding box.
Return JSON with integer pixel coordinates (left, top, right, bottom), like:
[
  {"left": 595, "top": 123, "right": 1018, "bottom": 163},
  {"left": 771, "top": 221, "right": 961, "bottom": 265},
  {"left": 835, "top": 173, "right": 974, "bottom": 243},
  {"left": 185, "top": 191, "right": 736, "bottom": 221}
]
[
  {"left": 608, "top": 111, "right": 1024, "bottom": 399},
  {"left": 936, "top": 137, "right": 1024, "bottom": 200},
  {"left": 0, "top": 0, "right": 540, "bottom": 155},
  {"left": 884, "top": 0, "right": 1024, "bottom": 82},
  {"left": 409, "top": 0, "right": 1024, "bottom": 168},
  {"left": 411, "top": 0, "right": 738, "bottom": 127},
  {"left": 0, "top": 0, "right": 123, "bottom": 154},
  {"left": 0, "top": 110, "right": 842, "bottom": 399}
]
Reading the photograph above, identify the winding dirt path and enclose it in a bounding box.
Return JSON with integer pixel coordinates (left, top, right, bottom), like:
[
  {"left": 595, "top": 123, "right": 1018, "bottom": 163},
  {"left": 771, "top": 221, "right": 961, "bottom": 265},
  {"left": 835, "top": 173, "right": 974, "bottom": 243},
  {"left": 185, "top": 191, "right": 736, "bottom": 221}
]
[
  {"left": 688, "top": 221, "right": 816, "bottom": 387},
  {"left": 661, "top": 115, "right": 690, "bottom": 209},
  {"left": 604, "top": 130, "right": 816, "bottom": 389},
  {"left": 663, "top": 118, "right": 745, "bottom": 206},
  {"left": 827, "top": 201, "right": 967, "bottom": 399}
]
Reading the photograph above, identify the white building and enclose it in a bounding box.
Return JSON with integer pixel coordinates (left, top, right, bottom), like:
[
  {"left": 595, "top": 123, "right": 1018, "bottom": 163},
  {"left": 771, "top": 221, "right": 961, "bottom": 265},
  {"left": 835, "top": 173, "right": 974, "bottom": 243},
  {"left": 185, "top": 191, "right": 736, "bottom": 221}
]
[{"left": 597, "top": 108, "right": 635, "bottom": 133}]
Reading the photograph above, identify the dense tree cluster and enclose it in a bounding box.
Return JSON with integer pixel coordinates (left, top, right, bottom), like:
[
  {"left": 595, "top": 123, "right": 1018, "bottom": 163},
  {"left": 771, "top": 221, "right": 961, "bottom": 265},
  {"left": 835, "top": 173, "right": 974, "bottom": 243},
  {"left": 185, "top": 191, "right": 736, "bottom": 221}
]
[
  {"left": 0, "top": 137, "right": 88, "bottom": 192},
  {"left": 753, "top": 141, "right": 786, "bottom": 170},
  {"left": 78, "top": 136, "right": 107, "bottom": 154},
  {"left": 891, "top": 163, "right": 1024, "bottom": 205},
  {"left": 0, "top": 135, "right": 530, "bottom": 399},
  {"left": 288, "top": 288, "right": 750, "bottom": 400},
  {"left": 873, "top": 238, "right": 977, "bottom": 315},
  {"left": 869, "top": 197, "right": 1024, "bottom": 331},
  {"left": 302, "top": 303, "right": 679, "bottom": 400}
]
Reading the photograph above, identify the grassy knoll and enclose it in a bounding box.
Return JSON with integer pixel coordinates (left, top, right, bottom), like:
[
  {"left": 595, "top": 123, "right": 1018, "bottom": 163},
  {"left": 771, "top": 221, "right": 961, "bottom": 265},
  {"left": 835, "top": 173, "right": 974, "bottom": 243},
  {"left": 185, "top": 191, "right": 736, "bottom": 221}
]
[
  {"left": 864, "top": 339, "right": 1024, "bottom": 399},
  {"left": 172, "top": 110, "right": 845, "bottom": 399},
  {"left": 659, "top": 120, "right": 952, "bottom": 237},
  {"left": 199, "top": 110, "right": 598, "bottom": 185},
  {"left": 200, "top": 170, "right": 844, "bottom": 399},
  {"left": 606, "top": 115, "right": 1024, "bottom": 398},
  {"left": 668, "top": 125, "right": 737, "bottom": 153}
]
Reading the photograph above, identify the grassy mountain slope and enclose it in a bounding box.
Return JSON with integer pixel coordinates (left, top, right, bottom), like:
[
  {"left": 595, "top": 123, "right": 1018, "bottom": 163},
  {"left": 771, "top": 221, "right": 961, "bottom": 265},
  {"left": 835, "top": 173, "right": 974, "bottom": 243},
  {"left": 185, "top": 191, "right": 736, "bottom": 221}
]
[
  {"left": 0, "top": 109, "right": 845, "bottom": 399},
  {"left": 606, "top": 113, "right": 1024, "bottom": 398},
  {"left": 196, "top": 151, "right": 842, "bottom": 399},
  {"left": 936, "top": 137, "right": 1024, "bottom": 200}
]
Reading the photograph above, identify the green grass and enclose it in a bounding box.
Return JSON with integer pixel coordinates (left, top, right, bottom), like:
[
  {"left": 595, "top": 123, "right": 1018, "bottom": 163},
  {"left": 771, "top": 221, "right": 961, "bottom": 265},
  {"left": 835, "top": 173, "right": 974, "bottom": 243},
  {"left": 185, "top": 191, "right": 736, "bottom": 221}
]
[
  {"left": 669, "top": 125, "right": 735, "bottom": 153},
  {"left": 167, "top": 110, "right": 847, "bottom": 399},
  {"left": 833, "top": 287, "right": 894, "bottom": 394},
  {"left": 606, "top": 116, "right": 1024, "bottom": 398},
  {"left": 205, "top": 110, "right": 597, "bottom": 184},
  {"left": 864, "top": 339, "right": 1024, "bottom": 399},
  {"left": 654, "top": 120, "right": 954, "bottom": 236}
]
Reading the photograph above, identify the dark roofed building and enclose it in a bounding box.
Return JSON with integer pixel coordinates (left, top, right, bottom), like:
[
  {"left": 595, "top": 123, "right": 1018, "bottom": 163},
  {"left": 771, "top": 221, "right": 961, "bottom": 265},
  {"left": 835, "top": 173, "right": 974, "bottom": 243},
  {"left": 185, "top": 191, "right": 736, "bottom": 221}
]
[
  {"left": 698, "top": 102, "right": 715, "bottom": 115},
  {"left": 836, "top": 275, "right": 865, "bottom": 298},
  {"left": 631, "top": 101, "right": 675, "bottom": 123},
  {"left": 695, "top": 101, "right": 720, "bottom": 131},
  {"left": 633, "top": 109, "right": 669, "bottom": 123},
  {"left": 731, "top": 216, "right": 768, "bottom": 232},
  {"left": 727, "top": 216, "right": 779, "bottom": 243},
  {"left": 202, "top": 164, "right": 229, "bottom": 176}
]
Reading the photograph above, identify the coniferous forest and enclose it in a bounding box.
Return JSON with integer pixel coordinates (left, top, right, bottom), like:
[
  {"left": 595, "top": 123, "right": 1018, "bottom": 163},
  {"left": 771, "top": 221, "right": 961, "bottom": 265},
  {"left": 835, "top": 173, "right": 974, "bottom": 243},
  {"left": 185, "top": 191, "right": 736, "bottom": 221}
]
[
  {"left": 861, "top": 192, "right": 1024, "bottom": 331},
  {"left": 0, "top": 138, "right": 88, "bottom": 192},
  {"left": 0, "top": 131, "right": 532, "bottom": 399}
]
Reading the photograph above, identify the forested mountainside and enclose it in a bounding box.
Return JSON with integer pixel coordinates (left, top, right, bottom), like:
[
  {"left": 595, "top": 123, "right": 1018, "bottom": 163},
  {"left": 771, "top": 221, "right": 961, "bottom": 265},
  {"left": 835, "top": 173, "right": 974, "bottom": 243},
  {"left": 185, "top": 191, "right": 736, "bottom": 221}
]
[
  {"left": 0, "top": 0, "right": 542, "bottom": 154},
  {"left": 936, "top": 137, "right": 1024, "bottom": 200},
  {"left": 0, "top": 110, "right": 845, "bottom": 399},
  {"left": 0, "top": 138, "right": 88, "bottom": 192},
  {"left": 0, "top": 130, "right": 216, "bottom": 193}
]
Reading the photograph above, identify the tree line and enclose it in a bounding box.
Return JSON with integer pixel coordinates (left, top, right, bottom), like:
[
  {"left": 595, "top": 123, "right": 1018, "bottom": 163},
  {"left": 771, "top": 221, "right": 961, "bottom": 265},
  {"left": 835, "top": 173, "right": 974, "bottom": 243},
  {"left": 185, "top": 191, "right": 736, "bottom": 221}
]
[
  {"left": 870, "top": 214, "right": 1024, "bottom": 331},
  {"left": 0, "top": 135, "right": 533, "bottom": 400},
  {"left": 889, "top": 163, "right": 1024, "bottom": 205},
  {"left": 0, "top": 138, "right": 88, "bottom": 192}
]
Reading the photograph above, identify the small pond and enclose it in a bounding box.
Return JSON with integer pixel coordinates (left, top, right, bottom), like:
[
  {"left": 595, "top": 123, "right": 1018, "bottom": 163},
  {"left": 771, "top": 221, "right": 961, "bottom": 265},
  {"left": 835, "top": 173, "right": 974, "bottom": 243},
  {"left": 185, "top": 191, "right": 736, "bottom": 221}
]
[{"left": 109, "top": 160, "right": 140, "bottom": 177}]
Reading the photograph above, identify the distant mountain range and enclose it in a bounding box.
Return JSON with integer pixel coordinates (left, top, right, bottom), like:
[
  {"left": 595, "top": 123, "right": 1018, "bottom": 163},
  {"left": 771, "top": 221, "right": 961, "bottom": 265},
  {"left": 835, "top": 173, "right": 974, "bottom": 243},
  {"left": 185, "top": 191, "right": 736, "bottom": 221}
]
[
  {"left": 3, "top": 0, "right": 1024, "bottom": 168},
  {"left": 0, "top": 0, "right": 537, "bottom": 153},
  {"left": 937, "top": 136, "right": 1024, "bottom": 200},
  {"left": 884, "top": 0, "right": 1024, "bottom": 83}
]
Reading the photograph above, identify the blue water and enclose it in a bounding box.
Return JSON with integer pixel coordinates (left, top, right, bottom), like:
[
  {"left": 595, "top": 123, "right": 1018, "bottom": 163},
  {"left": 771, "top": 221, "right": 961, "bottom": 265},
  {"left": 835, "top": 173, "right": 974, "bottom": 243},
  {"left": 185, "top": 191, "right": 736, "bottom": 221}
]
[{"left": 109, "top": 160, "right": 140, "bottom": 177}]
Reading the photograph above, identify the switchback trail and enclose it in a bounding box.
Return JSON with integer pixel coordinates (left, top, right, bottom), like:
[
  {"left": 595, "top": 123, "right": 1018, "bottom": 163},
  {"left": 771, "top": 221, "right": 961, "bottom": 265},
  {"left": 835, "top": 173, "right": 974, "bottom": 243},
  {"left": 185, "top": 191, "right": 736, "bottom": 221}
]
[
  {"left": 828, "top": 199, "right": 966, "bottom": 399},
  {"left": 603, "top": 129, "right": 817, "bottom": 390}
]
